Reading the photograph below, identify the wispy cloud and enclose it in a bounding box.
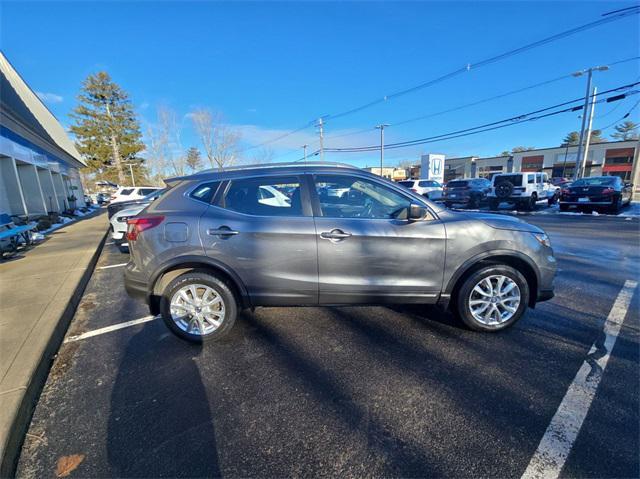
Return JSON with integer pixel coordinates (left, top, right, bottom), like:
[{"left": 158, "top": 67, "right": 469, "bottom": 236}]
[{"left": 36, "top": 91, "right": 64, "bottom": 104}]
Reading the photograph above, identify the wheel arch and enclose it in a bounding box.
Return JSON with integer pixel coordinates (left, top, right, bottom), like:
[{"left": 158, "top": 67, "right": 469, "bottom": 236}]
[
  {"left": 148, "top": 256, "right": 251, "bottom": 315},
  {"left": 445, "top": 251, "right": 539, "bottom": 308}
]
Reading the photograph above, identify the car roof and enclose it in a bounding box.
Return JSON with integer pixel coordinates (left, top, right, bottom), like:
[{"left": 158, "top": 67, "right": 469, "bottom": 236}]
[{"left": 165, "top": 161, "right": 362, "bottom": 185}]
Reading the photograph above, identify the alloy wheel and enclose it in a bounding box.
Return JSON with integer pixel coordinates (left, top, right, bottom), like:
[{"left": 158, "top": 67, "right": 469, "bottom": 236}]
[
  {"left": 468, "top": 275, "right": 521, "bottom": 325},
  {"left": 170, "top": 283, "right": 226, "bottom": 335}
]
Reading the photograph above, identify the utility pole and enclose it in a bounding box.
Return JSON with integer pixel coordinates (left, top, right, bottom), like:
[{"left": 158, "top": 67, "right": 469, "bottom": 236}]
[
  {"left": 579, "top": 86, "right": 597, "bottom": 179},
  {"left": 375, "top": 124, "right": 389, "bottom": 178},
  {"left": 573, "top": 65, "right": 608, "bottom": 180},
  {"left": 125, "top": 163, "right": 136, "bottom": 186},
  {"left": 317, "top": 118, "right": 324, "bottom": 161},
  {"left": 302, "top": 144, "right": 308, "bottom": 163}
]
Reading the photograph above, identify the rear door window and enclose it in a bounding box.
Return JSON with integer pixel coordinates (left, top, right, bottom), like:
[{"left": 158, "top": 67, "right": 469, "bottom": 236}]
[{"left": 222, "top": 176, "right": 304, "bottom": 216}]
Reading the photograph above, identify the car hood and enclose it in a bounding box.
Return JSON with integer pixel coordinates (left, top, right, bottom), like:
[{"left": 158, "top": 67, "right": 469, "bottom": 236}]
[{"left": 457, "top": 211, "right": 543, "bottom": 233}]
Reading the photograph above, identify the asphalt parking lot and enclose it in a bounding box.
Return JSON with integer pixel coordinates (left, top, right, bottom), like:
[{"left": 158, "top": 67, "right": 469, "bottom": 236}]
[{"left": 16, "top": 213, "right": 639, "bottom": 478}]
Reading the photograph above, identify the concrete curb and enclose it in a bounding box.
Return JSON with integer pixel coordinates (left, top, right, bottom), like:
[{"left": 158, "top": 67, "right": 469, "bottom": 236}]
[{"left": 0, "top": 225, "right": 107, "bottom": 478}]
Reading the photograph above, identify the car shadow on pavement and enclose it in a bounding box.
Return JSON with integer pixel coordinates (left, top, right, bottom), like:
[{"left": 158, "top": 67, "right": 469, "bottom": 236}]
[{"left": 106, "top": 321, "right": 222, "bottom": 478}]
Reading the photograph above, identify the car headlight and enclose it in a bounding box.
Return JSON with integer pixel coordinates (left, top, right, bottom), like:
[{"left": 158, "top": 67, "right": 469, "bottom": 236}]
[{"left": 533, "top": 233, "right": 551, "bottom": 248}]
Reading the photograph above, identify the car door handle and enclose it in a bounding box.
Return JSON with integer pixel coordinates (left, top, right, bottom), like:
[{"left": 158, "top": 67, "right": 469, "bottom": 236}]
[
  {"left": 320, "top": 229, "right": 352, "bottom": 241},
  {"left": 207, "top": 227, "right": 239, "bottom": 237}
]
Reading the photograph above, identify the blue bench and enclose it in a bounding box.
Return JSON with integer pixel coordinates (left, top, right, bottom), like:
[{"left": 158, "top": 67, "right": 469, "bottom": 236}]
[{"left": 0, "top": 213, "right": 38, "bottom": 258}]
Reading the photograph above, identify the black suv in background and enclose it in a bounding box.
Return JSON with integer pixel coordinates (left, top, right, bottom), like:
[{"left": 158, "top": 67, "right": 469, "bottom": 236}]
[{"left": 442, "top": 178, "right": 492, "bottom": 208}]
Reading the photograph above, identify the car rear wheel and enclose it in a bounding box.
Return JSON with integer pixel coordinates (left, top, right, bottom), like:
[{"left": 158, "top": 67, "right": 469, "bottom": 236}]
[
  {"left": 489, "top": 199, "right": 500, "bottom": 210},
  {"left": 609, "top": 196, "right": 622, "bottom": 214},
  {"left": 160, "top": 272, "right": 237, "bottom": 343},
  {"left": 559, "top": 204, "right": 569, "bottom": 212},
  {"left": 454, "top": 265, "right": 529, "bottom": 332}
]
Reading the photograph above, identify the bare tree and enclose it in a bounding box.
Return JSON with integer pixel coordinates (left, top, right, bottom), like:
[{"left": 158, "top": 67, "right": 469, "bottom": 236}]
[
  {"left": 251, "top": 147, "right": 275, "bottom": 164},
  {"left": 190, "top": 109, "right": 241, "bottom": 170},
  {"left": 145, "top": 106, "right": 188, "bottom": 180}
]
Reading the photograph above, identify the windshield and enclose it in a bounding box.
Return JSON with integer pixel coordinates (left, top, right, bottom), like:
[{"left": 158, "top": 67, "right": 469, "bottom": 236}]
[{"left": 572, "top": 177, "right": 616, "bottom": 187}]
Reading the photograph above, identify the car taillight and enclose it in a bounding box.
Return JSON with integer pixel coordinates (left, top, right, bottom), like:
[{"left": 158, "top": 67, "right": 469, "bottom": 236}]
[
  {"left": 602, "top": 188, "right": 614, "bottom": 195},
  {"left": 126, "top": 215, "right": 164, "bottom": 241},
  {"left": 561, "top": 188, "right": 570, "bottom": 195},
  {"left": 411, "top": 188, "right": 417, "bottom": 192}
]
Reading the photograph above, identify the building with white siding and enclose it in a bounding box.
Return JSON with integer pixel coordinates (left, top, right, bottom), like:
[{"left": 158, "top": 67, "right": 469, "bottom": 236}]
[{"left": 0, "top": 52, "right": 86, "bottom": 218}]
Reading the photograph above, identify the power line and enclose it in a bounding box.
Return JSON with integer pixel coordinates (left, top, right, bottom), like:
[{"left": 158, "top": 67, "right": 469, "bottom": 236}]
[
  {"left": 324, "top": 7, "right": 639, "bottom": 122},
  {"left": 237, "top": 11, "right": 639, "bottom": 152},
  {"left": 301, "top": 56, "right": 640, "bottom": 146},
  {"left": 597, "top": 99, "right": 640, "bottom": 131},
  {"left": 324, "top": 87, "right": 639, "bottom": 153}
]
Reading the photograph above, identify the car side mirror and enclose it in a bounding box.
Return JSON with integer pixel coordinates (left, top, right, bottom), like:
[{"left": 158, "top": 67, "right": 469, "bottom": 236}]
[{"left": 408, "top": 203, "right": 428, "bottom": 221}]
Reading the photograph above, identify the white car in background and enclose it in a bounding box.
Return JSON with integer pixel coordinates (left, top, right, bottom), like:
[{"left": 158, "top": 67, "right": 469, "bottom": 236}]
[
  {"left": 109, "top": 204, "right": 147, "bottom": 253},
  {"left": 397, "top": 179, "right": 443, "bottom": 199},
  {"left": 110, "top": 186, "right": 162, "bottom": 204},
  {"left": 258, "top": 185, "right": 291, "bottom": 207}
]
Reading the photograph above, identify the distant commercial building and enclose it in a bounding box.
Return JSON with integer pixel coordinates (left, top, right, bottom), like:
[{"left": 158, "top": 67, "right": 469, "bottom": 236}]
[
  {"left": 364, "top": 166, "right": 407, "bottom": 180},
  {"left": 0, "top": 52, "right": 86, "bottom": 218},
  {"left": 431, "top": 141, "right": 638, "bottom": 182}
]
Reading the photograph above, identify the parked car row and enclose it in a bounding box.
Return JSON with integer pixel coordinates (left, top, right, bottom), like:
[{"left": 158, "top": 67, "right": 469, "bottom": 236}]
[{"left": 394, "top": 173, "right": 633, "bottom": 214}]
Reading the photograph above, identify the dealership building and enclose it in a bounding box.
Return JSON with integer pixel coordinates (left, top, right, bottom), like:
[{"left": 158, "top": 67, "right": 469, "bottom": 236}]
[
  {"left": 0, "top": 52, "right": 86, "bottom": 218},
  {"left": 439, "top": 140, "right": 639, "bottom": 182}
]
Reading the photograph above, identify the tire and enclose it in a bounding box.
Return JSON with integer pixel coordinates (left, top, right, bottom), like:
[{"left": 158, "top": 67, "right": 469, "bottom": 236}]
[
  {"left": 489, "top": 199, "right": 500, "bottom": 211},
  {"left": 559, "top": 204, "right": 569, "bottom": 212},
  {"left": 609, "top": 196, "right": 622, "bottom": 214},
  {"left": 548, "top": 194, "right": 558, "bottom": 206},
  {"left": 444, "top": 202, "right": 452, "bottom": 208},
  {"left": 454, "top": 265, "right": 530, "bottom": 332},
  {"left": 160, "top": 271, "right": 238, "bottom": 343},
  {"left": 522, "top": 194, "right": 536, "bottom": 211},
  {"left": 468, "top": 195, "right": 480, "bottom": 209}
]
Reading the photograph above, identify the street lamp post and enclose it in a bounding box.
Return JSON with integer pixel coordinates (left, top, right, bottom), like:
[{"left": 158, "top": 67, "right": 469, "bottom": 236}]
[
  {"left": 572, "top": 65, "right": 609, "bottom": 180},
  {"left": 375, "top": 124, "right": 389, "bottom": 178}
]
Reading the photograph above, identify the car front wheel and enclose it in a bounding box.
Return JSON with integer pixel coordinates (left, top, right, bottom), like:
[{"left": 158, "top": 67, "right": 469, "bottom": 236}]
[
  {"left": 454, "top": 265, "right": 529, "bottom": 332},
  {"left": 160, "top": 271, "right": 238, "bottom": 343}
]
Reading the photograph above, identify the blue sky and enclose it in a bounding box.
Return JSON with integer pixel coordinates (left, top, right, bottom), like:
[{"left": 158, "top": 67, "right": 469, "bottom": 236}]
[{"left": 2, "top": 1, "right": 639, "bottom": 168}]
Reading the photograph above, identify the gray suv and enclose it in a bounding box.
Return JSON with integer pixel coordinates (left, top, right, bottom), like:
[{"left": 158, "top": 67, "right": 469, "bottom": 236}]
[{"left": 124, "top": 163, "right": 555, "bottom": 342}]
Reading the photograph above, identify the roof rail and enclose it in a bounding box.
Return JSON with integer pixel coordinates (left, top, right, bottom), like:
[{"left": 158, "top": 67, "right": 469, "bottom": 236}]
[{"left": 165, "top": 161, "right": 358, "bottom": 183}]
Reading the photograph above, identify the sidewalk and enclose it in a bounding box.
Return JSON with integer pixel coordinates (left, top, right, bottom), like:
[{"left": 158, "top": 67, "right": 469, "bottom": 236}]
[{"left": 0, "top": 211, "right": 107, "bottom": 477}]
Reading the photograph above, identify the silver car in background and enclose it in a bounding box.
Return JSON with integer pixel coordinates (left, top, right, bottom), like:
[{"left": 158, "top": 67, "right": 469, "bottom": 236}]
[{"left": 124, "top": 162, "right": 556, "bottom": 343}]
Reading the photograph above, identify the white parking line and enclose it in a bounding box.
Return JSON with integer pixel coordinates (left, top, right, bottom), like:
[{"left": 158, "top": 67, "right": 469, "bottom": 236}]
[
  {"left": 521, "top": 279, "right": 637, "bottom": 479},
  {"left": 97, "top": 262, "right": 128, "bottom": 270},
  {"left": 105, "top": 241, "right": 115, "bottom": 245},
  {"left": 64, "top": 315, "right": 159, "bottom": 343}
]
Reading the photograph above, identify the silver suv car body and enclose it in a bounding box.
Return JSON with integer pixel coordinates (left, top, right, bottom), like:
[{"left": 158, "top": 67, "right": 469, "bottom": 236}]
[{"left": 124, "top": 163, "right": 556, "bottom": 342}]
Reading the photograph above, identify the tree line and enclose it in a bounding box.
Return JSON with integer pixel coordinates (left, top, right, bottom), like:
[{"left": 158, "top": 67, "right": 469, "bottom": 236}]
[{"left": 70, "top": 72, "right": 271, "bottom": 188}]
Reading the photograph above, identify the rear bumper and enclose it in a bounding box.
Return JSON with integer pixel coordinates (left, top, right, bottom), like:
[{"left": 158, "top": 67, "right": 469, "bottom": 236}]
[
  {"left": 560, "top": 200, "right": 613, "bottom": 205},
  {"left": 124, "top": 265, "right": 149, "bottom": 303}
]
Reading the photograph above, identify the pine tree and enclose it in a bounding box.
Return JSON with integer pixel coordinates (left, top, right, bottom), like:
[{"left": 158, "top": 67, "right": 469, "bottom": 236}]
[
  {"left": 611, "top": 120, "right": 639, "bottom": 141},
  {"left": 185, "top": 147, "right": 203, "bottom": 172},
  {"left": 70, "top": 72, "right": 145, "bottom": 185},
  {"left": 589, "top": 129, "right": 605, "bottom": 144},
  {"left": 562, "top": 131, "right": 580, "bottom": 146}
]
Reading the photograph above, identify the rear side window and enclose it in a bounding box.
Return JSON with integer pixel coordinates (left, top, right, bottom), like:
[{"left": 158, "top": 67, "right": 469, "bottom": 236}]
[
  {"left": 190, "top": 182, "right": 220, "bottom": 204},
  {"left": 120, "top": 188, "right": 134, "bottom": 196},
  {"left": 418, "top": 180, "right": 438, "bottom": 187},
  {"left": 138, "top": 188, "right": 157, "bottom": 196},
  {"left": 222, "top": 176, "right": 302, "bottom": 216}
]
